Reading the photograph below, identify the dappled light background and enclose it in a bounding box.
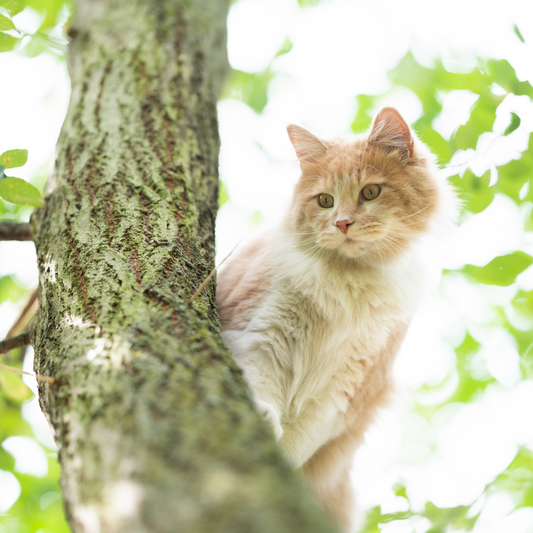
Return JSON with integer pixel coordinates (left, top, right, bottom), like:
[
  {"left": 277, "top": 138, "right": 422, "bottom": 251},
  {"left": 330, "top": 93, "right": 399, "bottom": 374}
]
[{"left": 1, "top": 0, "right": 533, "bottom": 531}]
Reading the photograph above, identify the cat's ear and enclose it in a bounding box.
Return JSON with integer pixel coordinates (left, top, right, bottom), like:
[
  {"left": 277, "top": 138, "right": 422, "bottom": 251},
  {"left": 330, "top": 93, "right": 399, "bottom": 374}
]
[
  {"left": 287, "top": 124, "right": 328, "bottom": 163},
  {"left": 368, "top": 107, "right": 414, "bottom": 157}
]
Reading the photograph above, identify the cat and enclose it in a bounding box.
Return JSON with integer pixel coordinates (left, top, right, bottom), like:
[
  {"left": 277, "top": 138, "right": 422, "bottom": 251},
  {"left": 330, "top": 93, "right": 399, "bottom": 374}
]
[{"left": 216, "top": 107, "right": 455, "bottom": 532}]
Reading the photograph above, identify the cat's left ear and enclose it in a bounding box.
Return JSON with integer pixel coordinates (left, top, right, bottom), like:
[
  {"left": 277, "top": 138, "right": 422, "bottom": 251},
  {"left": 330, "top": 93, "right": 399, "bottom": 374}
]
[
  {"left": 368, "top": 107, "right": 414, "bottom": 157},
  {"left": 287, "top": 124, "right": 328, "bottom": 163}
]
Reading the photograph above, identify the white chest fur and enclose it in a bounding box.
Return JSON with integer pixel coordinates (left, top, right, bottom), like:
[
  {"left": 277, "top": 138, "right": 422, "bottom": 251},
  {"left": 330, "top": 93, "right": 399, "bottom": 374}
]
[{"left": 222, "top": 233, "right": 426, "bottom": 467}]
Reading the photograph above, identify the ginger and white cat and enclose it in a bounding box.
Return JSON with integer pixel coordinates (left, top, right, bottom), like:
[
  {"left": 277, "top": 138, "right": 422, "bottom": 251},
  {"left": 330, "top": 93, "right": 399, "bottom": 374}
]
[{"left": 216, "top": 108, "right": 454, "bottom": 531}]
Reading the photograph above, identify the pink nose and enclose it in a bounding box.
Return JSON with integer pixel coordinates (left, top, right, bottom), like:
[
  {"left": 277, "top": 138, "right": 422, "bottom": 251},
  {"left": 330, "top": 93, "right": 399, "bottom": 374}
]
[{"left": 335, "top": 220, "right": 352, "bottom": 235}]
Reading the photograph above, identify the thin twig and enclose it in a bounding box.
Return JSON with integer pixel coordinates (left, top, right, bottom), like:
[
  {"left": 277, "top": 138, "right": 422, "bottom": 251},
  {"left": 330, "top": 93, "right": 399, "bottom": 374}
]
[
  {"left": 0, "top": 362, "right": 55, "bottom": 384},
  {"left": 0, "top": 332, "right": 31, "bottom": 354},
  {"left": 6, "top": 288, "right": 38, "bottom": 339},
  {"left": 189, "top": 239, "right": 243, "bottom": 304},
  {"left": 0, "top": 222, "right": 33, "bottom": 241}
]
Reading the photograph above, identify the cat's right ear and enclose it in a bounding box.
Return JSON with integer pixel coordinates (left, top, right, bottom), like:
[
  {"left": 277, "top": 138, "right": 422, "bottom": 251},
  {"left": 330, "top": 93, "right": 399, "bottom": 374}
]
[
  {"left": 368, "top": 107, "right": 414, "bottom": 157},
  {"left": 287, "top": 125, "right": 328, "bottom": 164}
]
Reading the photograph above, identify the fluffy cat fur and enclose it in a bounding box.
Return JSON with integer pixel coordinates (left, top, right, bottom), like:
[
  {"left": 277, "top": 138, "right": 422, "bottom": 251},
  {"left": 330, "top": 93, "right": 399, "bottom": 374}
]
[{"left": 216, "top": 108, "right": 455, "bottom": 532}]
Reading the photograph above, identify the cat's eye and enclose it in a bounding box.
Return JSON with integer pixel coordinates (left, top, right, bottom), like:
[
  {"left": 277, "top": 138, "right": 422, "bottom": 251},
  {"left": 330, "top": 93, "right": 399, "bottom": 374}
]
[
  {"left": 318, "top": 194, "right": 334, "bottom": 208},
  {"left": 361, "top": 184, "right": 381, "bottom": 201}
]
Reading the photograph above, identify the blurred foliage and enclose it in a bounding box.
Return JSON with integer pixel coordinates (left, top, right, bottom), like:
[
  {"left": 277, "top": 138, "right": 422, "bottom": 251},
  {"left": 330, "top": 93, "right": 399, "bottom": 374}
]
[
  {"left": 0, "top": 273, "right": 71, "bottom": 532},
  {"left": 222, "top": 68, "right": 273, "bottom": 113},
  {"left": 2, "top": 0, "right": 533, "bottom": 532},
  {"left": 1, "top": 1, "right": 71, "bottom": 532},
  {"left": 0, "top": 0, "right": 70, "bottom": 56}
]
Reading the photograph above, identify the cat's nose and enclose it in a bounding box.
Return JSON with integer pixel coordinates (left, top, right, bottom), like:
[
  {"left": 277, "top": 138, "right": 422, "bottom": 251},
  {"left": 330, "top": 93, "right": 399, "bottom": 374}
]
[{"left": 335, "top": 220, "right": 352, "bottom": 235}]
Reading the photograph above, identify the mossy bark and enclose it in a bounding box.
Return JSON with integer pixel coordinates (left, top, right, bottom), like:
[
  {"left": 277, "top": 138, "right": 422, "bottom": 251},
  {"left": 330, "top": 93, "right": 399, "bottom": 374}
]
[{"left": 30, "top": 0, "right": 336, "bottom": 532}]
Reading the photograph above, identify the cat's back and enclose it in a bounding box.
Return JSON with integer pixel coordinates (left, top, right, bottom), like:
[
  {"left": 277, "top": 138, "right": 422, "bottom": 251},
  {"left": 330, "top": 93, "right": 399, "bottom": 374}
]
[{"left": 216, "top": 232, "right": 273, "bottom": 331}]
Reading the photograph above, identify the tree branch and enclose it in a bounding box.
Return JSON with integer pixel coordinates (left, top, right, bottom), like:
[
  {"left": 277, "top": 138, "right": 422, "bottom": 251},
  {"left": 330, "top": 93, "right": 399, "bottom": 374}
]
[
  {"left": 0, "top": 222, "right": 33, "bottom": 241},
  {"left": 0, "top": 332, "right": 31, "bottom": 354},
  {"left": 6, "top": 288, "right": 38, "bottom": 339},
  {"left": 0, "top": 362, "right": 56, "bottom": 384}
]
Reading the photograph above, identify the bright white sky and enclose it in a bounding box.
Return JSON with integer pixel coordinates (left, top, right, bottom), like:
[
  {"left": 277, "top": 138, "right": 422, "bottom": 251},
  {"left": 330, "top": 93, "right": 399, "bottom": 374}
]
[{"left": 1, "top": 0, "right": 533, "bottom": 529}]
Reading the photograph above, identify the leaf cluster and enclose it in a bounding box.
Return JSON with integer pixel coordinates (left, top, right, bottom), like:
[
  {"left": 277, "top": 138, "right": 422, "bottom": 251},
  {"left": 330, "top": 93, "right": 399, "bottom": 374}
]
[
  {"left": 0, "top": 149, "right": 43, "bottom": 207},
  {"left": 0, "top": 0, "right": 70, "bottom": 56}
]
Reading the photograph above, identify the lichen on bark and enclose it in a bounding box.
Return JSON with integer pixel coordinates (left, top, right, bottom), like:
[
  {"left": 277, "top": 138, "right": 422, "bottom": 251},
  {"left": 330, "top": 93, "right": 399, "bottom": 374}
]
[{"left": 30, "top": 0, "right": 336, "bottom": 532}]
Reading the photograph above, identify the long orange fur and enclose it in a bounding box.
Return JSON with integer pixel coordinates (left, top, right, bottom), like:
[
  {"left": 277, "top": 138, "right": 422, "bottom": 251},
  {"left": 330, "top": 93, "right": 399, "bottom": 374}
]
[{"left": 217, "top": 108, "right": 455, "bottom": 531}]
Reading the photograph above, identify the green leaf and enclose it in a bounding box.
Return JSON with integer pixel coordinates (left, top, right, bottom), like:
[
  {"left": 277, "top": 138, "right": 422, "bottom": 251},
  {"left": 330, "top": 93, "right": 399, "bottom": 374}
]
[
  {"left": 0, "top": 447, "right": 15, "bottom": 471},
  {"left": 351, "top": 94, "right": 374, "bottom": 133},
  {"left": 0, "top": 177, "right": 43, "bottom": 207},
  {"left": 0, "top": 149, "right": 28, "bottom": 169},
  {"left": 450, "top": 170, "right": 494, "bottom": 214},
  {"left": 275, "top": 36, "right": 293, "bottom": 57},
  {"left": 514, "top": 24, "right": 525, "bottom": 43},
  {"left": 488, "top": 59, "right": 533, "bottom": 98},
  {"left": 453, "top": 94, "right": 501, "bottom": 150},
  {"left": 0, "top": 13, "right": 17, "bottom": 32},
  {"left": 0, "top": 0, "right": 27, "bottom": 17},
  {"left": 497, "top": 134, "right": 533, "bottom": 202},
  {"left": 417, "top": 127, "right": 452, "bottom": 164},
  {"left": 462, "top": 251, "right": 533, "bottom": 286},
  {"left": 505, "top": 112, "right": 521, "bottom": 135},
  {"left": 512, "top": 290, "right": 533, "bottom": 322},
  {"left": 0, "top": 31, "right": 18, "bottom": 52},
  {"left": 0, "top": 275, "right": 26, "bottom": 304},
  {"left": 218, "top": 179, "right": 229, "bottom": 208},
  {"left": 448, "top": 333, "right": 492, "bottom": 404},
  {"left": 222, "top": 69, "right": 273, "bottom": 114}
]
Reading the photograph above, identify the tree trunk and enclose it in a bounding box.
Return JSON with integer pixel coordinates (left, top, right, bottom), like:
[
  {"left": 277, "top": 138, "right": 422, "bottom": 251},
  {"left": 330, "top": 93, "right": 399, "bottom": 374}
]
[{"left": 30, "top": 0, "right": 336, "bottom": 532}]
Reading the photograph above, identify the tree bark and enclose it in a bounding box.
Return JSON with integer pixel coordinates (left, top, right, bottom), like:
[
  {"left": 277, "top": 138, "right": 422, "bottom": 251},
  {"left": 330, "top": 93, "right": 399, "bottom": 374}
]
[{"left": 31, "top": 1, "right": 336, "bottom": 532}]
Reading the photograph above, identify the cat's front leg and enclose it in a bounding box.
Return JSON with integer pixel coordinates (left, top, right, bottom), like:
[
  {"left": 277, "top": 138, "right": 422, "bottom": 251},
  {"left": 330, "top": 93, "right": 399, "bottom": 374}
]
[
  {"left": 255, "top": 399, "right": 283, "bottom": 441},
  {"left": 221, "top": 331, "right": 285, "bottom": 441}
]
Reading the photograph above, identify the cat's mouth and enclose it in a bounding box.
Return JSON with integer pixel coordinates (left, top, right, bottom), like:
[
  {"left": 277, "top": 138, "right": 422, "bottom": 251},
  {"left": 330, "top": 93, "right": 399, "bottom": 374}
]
[
  {"left": 333, "top": 231, "right": 390, "bottom": 259},
  {"left": 313, "top": 228, "right": 388, "bottom": 258},
  {"left": 342, "top": 231, "right": 384, "bottom": 242}
]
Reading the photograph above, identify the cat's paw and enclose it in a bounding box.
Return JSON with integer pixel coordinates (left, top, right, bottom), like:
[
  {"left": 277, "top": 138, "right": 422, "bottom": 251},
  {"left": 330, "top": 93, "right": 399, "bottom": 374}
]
[{"left": 256, "top": 399, "right": 283, "bottom": 441}]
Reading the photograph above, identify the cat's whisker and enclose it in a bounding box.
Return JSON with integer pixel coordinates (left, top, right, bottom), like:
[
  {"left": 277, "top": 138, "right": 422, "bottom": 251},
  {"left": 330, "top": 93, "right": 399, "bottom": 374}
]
[
  {"left": 299, "top": 149, "right": 326, "bottom": 173},
  {"left": 387, "top": 227, "right": 422, "bottom": 234},
  {"left": 382, "top": 238, "right": 404, "bottom": 255},
  {"left": 382, "top": 232, "right": 406, "bottom": 246},
  {"left": 290, "top": 235, "right": 316, "bottom": 241},
  {"left": 399, "top": 219, "right": 433, "bottom": 227},
  {"left": 287, "top": 230, "right": 316, "bottom": 237},
  {"left": 379, "top": 238, "right": 402, "bottom": 259},
  {"left": 381, "top": 237, "right": 405, "bottom": 251},
  {"left": 294, "top": 236, "right": 321, "bottom": 246},
  {"left": 376, "top": 241, "right": 395, "bottom": 259},
  {"left": 306, "top": 242, "right": 327, "bottom": 261},
  {"left": 361, "top": 163, "right": 379, "bottom": 175},
  {"left": 382, "top": 231, "right": 409, "bottom": 243},
  {"left": 297, "top": 177, "right": 322, "bottom": 185},
  {"left": 380, "top": 231, "right": 404, "bottom": 248},
  {"left": 372, "top": 242, "right": 385, "bottom": 277},
  {"left": 395, "top": 202, "right": 435, "bottom": 221}
]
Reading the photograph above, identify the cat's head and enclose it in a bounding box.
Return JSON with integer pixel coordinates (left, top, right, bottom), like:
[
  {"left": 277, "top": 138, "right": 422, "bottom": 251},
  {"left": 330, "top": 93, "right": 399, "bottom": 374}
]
[{"left": 286, "top": 108, "right": 451, "bottom": 263}]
